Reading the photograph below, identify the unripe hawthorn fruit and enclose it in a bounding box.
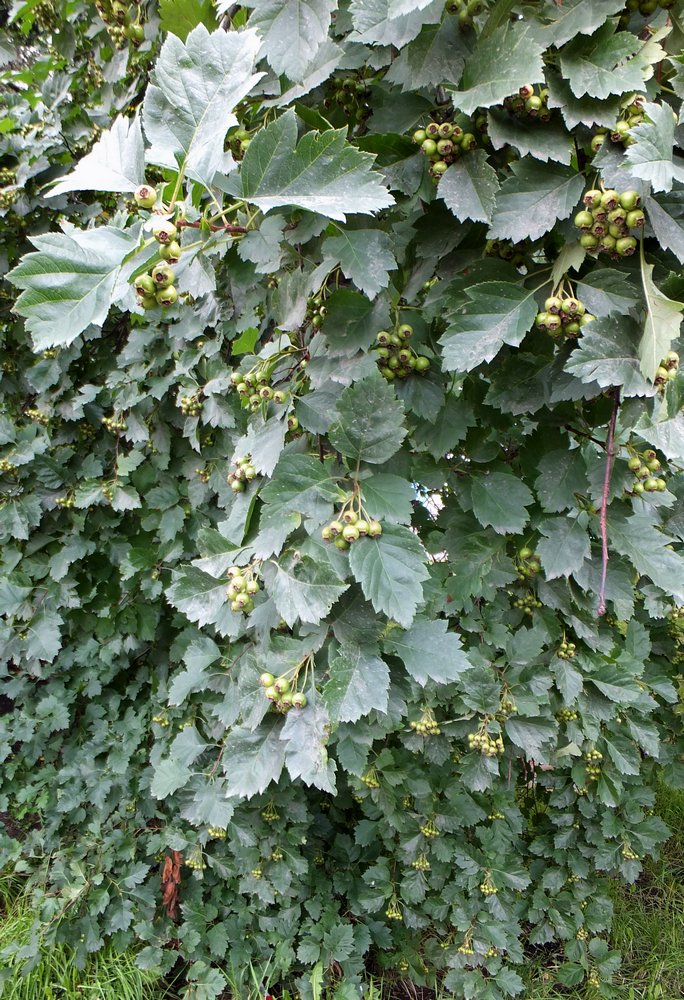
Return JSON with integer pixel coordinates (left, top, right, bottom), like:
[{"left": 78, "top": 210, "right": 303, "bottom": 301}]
[
  {"left": 627, "top": 456, "right": 642, "bottom": 471},
  {"left": 574, "top": 210, "right": 593, "bottom": 229},
  {"left": 334, "top": 536, "right": 349, "bottom": 550},
  {"left": 328, "top": 520, "right": 343, "bottom": 536},
  {"left": 561, "top": 297, "right": 583, "bottom": 316},
  {"left": 666, "top": 351, "right": 679, "bottom": 367},
  {"left": 580, "top": 233, "right": 599, "bottom": 249},
  {"left": 376, "top": 330, "right": 391, "bottom": 346},
  {"left": 160, "top": 240, "right": 182, "bottom": 263},
  {"left": 437, "top": 122, "right": 453, "bottom": 138},
  {"left": 534, "top": 312, "right": 549, "bottom": 329},
  {"left": 260, "top": 672, "right": 275, "bottom": 687},
  {"left": 643, "top": 450, "right": 657, "bottom": 461},
  {"left": 274, "top": 676, "right": 290, "bottom": 694},
  {"left": 140, "top": 295, "right": 157, "bottom": 310},
  {"left": 134, "top": 184, "right": 156, "bottom": 209},
  {"left": 626, "top": 209, "right": 645, "bottom": 229},
  {"left": 616, "top": 236, "right": 637, "bottom": 256},
  {"left": 291, "top": 692, "right": 308, "bottom": 709},
  {"left": 415, "top": 356, "right": 430, "bottom": 372},
  {"left": 368, "top": 520, "right": 382, "bottom": 537},
  {"left": 583, "top": 188, "right": 602, "bottom": 208},
  {"left": 644, "top": 477, "right": 659, "bottom": 492},
  {"left": 342, "top": 509, "right": 358, "bottom": 524},
  {"left": 135, "top": 274, "right": 155, "bottom": 296},
  {"left": 545, "top": 295, "right": 562, "bottom": 314},
  {"left": 519, "top": 84, "right": 534, "bottom": 99},
  {"left": 608, "top": 207, "right": 627, "bottom": 226},
  {"left": 287, "top": 415, "right": 299, "bottom": 431},
  {"left": 152, "top": 219, "right": 177, "bottom": 244},
  {"left": 156, "top": 285, "right": 178, "bottom": 306},
  {"left": 591, "top": 221, "right": 607, "bottom": 238},
  {"left": 246, "top": 579, "right": 259, "bottom": 595},
  {"left": 425, "top": 122, "right": 440, "bottom": 138},
  {"left": 151, "top": 263, "right": 174, "bottom": 288},
  {"left": 590, "top": 135, "right": 605, "bottom": 154},
  {"left": 436, "top": 139, "right": 453, "bottom": 156},
  {"left": 656, "top": 478, "right": 667, "bottom": 491},
  {"left": 600, "top": 189, "right": 620, "bottom": 210},
  {"left": 321, "top": 525, "right": 332, "bottom": 542},
  {"left": 525, "top": 95, "right": 542, "bottom": 115},
  {"left": 421, "top": 138, "right": 438, "bottom": 156},
  {"left": 356, "top": 519, "right": 370, "bottom": 536},
  {"left": 619, "top": 189, "right": 640, "bottom": 211},
  {"left": 608, "top": 224, "right": 624, "bottom": 239},
  {"left": 231, "top": 479, "right": 245, "bottom": 492},
  {"left": 565, "top": 321, "right": 581, "bottom": 336},
  {"left": 127, "top": 23, "right": 145, "bottom": 44},
  {"left": 461, "top": 132, "right": 477, "bottom": 150},
  {"left": 343, "top": 524, "right": 360, "bottom": 542},
  {"left": 519, "top": 546, "right": 533, "bottom": 559},
  {"left": 413, "top": 129, "right": 427, "bottom": 144},
  {"left": 633, "top": 481, "right": 645, "bottom": 494},
  {"left": 545, "top": 315, "right": 562, "bottom": 334},
  {"left": 432, "top": 160, "right": 448, "bottom": 175}
]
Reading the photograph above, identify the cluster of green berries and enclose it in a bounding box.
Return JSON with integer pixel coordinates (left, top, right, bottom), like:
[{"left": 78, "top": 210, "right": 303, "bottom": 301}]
[
  {"left": 480, "top": 876, "right": 498, "bottom": 896},
  {"left": 621, "top": 843, "right": 640, "bottom": 860},
  {"left": 227, "top": 454, "right": 258, "bottom": 493},
  {"left": 323, "top": 75, "right": 371, "bottom": 126},
  {"left": 251, "top": 867, "right": 262, "bottom": 879},
  {"left": 133, "top": 204, "right": 182, "bottom": 308},
  {"left": 655, "top": 350, "right": 679, "bottom": 390},
  {"left": 94, "top": 0, "right": 145, "bottom": 47},
  {"left": 226, "top": 565, "right": 261, "bottom": 614},
  {"left": 557, "top": 708, "right": 579, "bottom": 722},
  {"left": 515, "top": 546, "right": 541, "bottom": 580},
  {"left": 185, "top": 845, "right": 206, "bottom": 871},
  {"left": 419, "top": 819, "right": 440, "bottom": 838},
  {"left": 670, "top": 606, "right": 684, "bottom": 622},
  {"left": 259, "top": 671, "right": 308, "bottom": 713},
  {"left": 411, "top": 854, "right": 431, "bottom": 871},
  {"left": 574, "top": 188, "right": 644, "bottom": 257},
  {"left": 590, "top": 93, "right": 645, "bottom": 153},
  {"left": 409, "top": 707, "right": 441, "bottom": 736},
  {"left": 227, "top": 126, "right": 252, "bottom": 161},
  {"left": 412, "top": 119, "right": 479, "bottom": 181},
  {"left": 321, "top": 504, "right": 382, "bottom": 550},
  {"left": 385, "top": 899, "right": 403, "bottom": 922},
  {"left": 576, "top": 927, "right": 588, "bottom": 941},
  {"left": 557, "top": 639, "right": 577, "bottom": 660},
  {"left": 495, "top": 696, "right": 517, "bottom": 723},
  {"left": 512, "top": 593, "right": 542, "bottom": 614},
  {"left": 55, "top": 495, "right": 76, "bottom": 509},
  {"left": 504, "top": 83, "right": 552, "bottom": 122},
  {"left": 374, "top": 324, "right": 430, "bottom": 381},
  {"left": 101, "top": 414, "right": 127, "bottom": 432},
  {"left": 178, "top": 393, "right": 202, "bottom": 417},
  {"left": 207, "top": 826, "right": 227, "bottom": 840},
  {"left": 0, "top": 189, "right": 18, "bottom": 210},
  {"left": 270, "top": 847, "right": 284, "bottom": 862},
  {"left": 33, "top": 0, "right": 58, "bottom": 30},
  {"left": 485, "top": 239, "right": 528, "bottom": 267},
  {"left": 306, "top": 294, "right": 327, "bottom": 329},
  {"left": 41, "top": 349, "right": 59, "bottom": 359},
  {"left": 101, "top": 483, "right": 115, "bottom": 501},
  {"left": 25, "top": 407, "right": 50, "bottom": 426},
  {"left": 396, "top": 958, "right": 410, "bottom": 973},
  {"left": 587, "top": 970, "right": 601, "bottom": 988},
  {"left": 229, "top": 365, "right": 293, "bottom": 418},
  {"left": 488, "top": 811, "right": 505, "bottom": 821},
  {"left": 624, "top": 0, "right": 675, "bottom": 16},
  {"left": 468, "top": 730, "right": 504, "bottom": 757},
  {"left": 585, "top": 748, "right": 603, "bottom": 780},
  {"left": 152, "top": 713, "right": 169, "bottom": 727},
  {"left": 627, "top": 449, "right": 668, "bottom": 495},
  {"left": 457, "top": 942, "right": 475, "bottom": 955},
  {"left": 0, "top": 167, "right": 16, "bottom": 186},
  {"left": 534, "top": 290, "right": 595, "bottom": 340},
  {"left": 261, "top": 802, "right": 280, "bottom": 822},
  {"left": 444, "top": 0, "right": 489, "bottom": 28},
  {"left": 361, "top": 768, "right": 380, "bottom": 789}
]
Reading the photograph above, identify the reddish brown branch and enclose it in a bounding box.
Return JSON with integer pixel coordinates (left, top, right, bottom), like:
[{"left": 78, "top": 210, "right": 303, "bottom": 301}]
[
  {"left": 597, "top": 388, "right": 621, "bottom": 617},
  {"left": 176, "top": 220, "right": 247, "bottom": 234}
]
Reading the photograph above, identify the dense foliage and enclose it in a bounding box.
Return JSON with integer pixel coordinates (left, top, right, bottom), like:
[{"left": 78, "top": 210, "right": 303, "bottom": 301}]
[{"left": 1, "top": 1, "right": 684, "bottom": 997}]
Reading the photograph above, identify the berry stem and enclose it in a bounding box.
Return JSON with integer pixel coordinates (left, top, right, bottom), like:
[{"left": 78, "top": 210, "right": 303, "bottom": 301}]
[
  {"left": 598, "top": 387, "right": 621, "bottom": 617},
  {"left": 177, "top": 220, "right": 248, "bottom": 234}
]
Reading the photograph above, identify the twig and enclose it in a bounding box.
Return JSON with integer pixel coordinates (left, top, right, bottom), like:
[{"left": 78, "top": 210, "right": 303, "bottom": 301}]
[
  {"left": 176, "top": 220, "right": 247, "bottom": 234},
  {"left": 597, "top": 388, "right": 621, "bottom": 617}
]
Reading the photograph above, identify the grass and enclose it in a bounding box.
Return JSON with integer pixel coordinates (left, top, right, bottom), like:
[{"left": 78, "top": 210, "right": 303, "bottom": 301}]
[
  {"left": 0, "top": 876, "right": 165, "bottom": 1000},
  {"left": 1, "top": 786, "right": 683, "bottom": 999}
]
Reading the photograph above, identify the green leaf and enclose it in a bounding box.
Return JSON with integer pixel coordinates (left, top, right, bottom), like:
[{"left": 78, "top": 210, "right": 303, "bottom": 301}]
[
  {"left": 537, "top": 515, "right": 591, "bottom": 580},
  {"left": 349, "top": 0, "right": 442, "bottom": 48},
  {"left": 159, "top": 0, "right": 217, "bottom": 39},
  {"left": 321, "top": 289, "right": 391, "bottom": 357},
  {"left": 8, "top": 226, "right": 136, "bottom": 350},
  {"left": 645, "top": 192, "right": 684, "bottom": 266},
  {"left": 151, "top": 758, "right": 192, "bottom": 799},
  {"left": 349, "top": 524, "right": 428, "bottom": 627},
  {"left": 262, "top": 553, "right": 348, "bottom": 627},
  {"left": 260, "top": 453, "right": 339, "bottom": 524},
  {"left": 576, "top": 268, "right": 640, "bottom": 317},
  {"left": 639, "top": 261, "right": 684, "bottom": 382},
  {"left": 183, "top": 962, "right": 228, "bottom": 1000},
  {"left": 323, "top": 641, "right": 390, "bottom": 722},
  {"left": 321, "top": 231, "right": 396, "bottom": 299},
  {"left": 385, "top": 618, "right": 471, "bottom": 686},
  {"left": 546, "top": 68, "right": 622, "bottom": 130},
  {"left": 470, "top": 471, "right": 534, "bottom": 534},
  {"left": 143, "top": 25, "right": 263, "bottom": 184},
  {"left": 489, "top": 159, "right": 586, "bottom": 243},
  {"left": 438, "top": 150, "right": 500, "bottom": 225},
  {"left": 359, "top": 473, "right": 414, "bottom": 524},
  {"left": 448, "top": 20, "right": 545, "bottom": 116},
  {"left": 440, "top": 282, "right": 539, "bottom": 372},
  {"left": 166, "top": 566, "right": 236, "bottom": 633},
  {"left": 504, "top": 716, "right": 557, "bottom": 759},
  {"left": 328, "top": 374, "right": 406, "bottom": 464},
  {"left": 565, "top": 314, "right": 654, "bottom": 396},
  {"left": 47, "top": 115, "right": 145, "bottom": 197},
  {"left": 535, "top": 0, "right": 625, "bottom": 47},
  {"left": 246, "top": 0, "right": 337, "bottom": 82},
  {"left": 487, "top": 109, "right": 572, "bottom": 165},
  {"left": 237, "top": 216, "right": 286, "bottom": 273},
  {"left": 559, "top": 22, "right": 660, "bottom": 100},
  {"left": 230, "top": 110, "right": 394, "bottom": 221},
  {"left": 224, "top": 719, "right": 286, "bottom": 798},
  {"left": 535, "top": 448, "right": 588, "bottom": 513},
  {"left": 384, "top": 18, "right": 468, "bottom": 93},
  {"left": 280, "top": 699, "right": 336, "bottom": 792},
  {"left": 610, "top": 512, "right": 684, "bottom": 603},
  {"left": 25, "top": 609, "right": 62, "bottom": 662},
  {"left": 625, "top": 102, "right": 684, "bottom": 194}
]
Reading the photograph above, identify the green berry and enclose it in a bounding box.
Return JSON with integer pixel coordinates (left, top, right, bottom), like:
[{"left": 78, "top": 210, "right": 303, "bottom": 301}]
[
  {"left": 151, "top": 263, "right": 174, "bottom": 288},
  {"left": 152, "top": 219, "right": 178, "bottom": 244},
  {"left": 156, "top": 284, "right": 178, "bottom": 306},
  {"left": 134, "top": 184, "right": 156, "bottom": 209}
]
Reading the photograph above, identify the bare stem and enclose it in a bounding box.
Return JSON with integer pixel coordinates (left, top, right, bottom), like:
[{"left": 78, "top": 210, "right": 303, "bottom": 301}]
[{"left": 598, "top": 388, "right": 621, "bottom": 617}]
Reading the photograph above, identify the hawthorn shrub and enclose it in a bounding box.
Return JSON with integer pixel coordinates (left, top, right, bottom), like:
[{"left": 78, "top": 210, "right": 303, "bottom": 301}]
[{"left": 1, "top": 1, "right": 684, "bottom": 998}]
